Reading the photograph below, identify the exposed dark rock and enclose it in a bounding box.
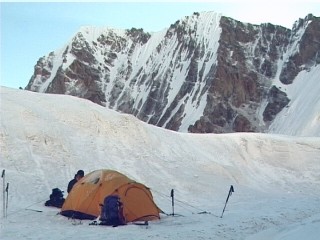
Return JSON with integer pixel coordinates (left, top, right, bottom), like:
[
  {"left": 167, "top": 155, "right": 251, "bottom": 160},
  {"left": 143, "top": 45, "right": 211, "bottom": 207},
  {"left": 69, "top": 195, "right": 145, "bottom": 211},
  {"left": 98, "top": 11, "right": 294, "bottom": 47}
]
[
  {"left": 25, "top": 13, "right": 319, "bottom": 134},
  {"left": 263, "top": 86, "right": 290, "bottom": 122},
  {"left": 126, "top": 28, "right": 151, "bottom": 44},
  {"left": 233, "top": 114, "right": 255, "bottom": 132},
  {"left": 280, "top": 14, "right": 320, "bottom": 84}
]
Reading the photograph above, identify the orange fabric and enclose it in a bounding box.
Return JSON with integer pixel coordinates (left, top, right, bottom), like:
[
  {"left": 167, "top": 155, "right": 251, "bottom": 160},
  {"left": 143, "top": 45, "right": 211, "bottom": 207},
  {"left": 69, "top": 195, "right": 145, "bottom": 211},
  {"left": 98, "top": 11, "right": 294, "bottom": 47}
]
[{"left": 61, "top": 169, "right": 160, "bottom": 222}]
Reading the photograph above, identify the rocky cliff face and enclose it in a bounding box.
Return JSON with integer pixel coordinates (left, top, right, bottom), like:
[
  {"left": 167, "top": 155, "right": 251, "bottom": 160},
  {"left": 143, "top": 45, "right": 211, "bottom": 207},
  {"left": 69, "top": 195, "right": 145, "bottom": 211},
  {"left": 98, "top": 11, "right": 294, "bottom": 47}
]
[{"left": 25, "top": 12, "right": 319, "bottom": 133}]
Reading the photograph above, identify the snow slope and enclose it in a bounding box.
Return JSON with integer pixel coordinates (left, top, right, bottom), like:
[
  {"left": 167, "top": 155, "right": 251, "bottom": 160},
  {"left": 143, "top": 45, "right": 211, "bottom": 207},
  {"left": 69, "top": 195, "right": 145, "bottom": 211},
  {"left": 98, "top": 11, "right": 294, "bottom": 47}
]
[
  {"left": 270, "top": 65, "right": 320, "bottom": 136},
  {"left": 0, "top": 87, "right": 320, "bottom": 239}
]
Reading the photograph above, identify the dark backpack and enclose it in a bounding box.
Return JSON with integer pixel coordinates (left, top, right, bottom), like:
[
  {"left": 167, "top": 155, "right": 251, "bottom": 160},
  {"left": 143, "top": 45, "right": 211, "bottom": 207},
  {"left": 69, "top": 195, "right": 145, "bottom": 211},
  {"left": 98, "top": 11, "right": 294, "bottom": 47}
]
[
  {"left": 100, "top": 195, "right": 125, "bottom": 226},
  {"left": 45, "top": 188, "right": 65, "bottom": 208}
]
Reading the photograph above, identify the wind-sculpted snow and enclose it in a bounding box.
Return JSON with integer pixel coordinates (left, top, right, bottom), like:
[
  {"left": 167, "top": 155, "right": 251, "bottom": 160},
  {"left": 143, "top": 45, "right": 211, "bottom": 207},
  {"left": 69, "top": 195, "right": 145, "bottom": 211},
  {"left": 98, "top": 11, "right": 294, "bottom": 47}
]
[{"left": 1, "top": 87, "right": 320, "bottom": 239}]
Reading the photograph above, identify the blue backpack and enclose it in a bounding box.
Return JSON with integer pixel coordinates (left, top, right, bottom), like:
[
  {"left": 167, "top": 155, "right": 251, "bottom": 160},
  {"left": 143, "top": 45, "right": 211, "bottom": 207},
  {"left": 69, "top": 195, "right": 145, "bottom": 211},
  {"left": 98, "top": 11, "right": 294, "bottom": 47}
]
[{"left": 100, "top": 195, "right": 125, "bottom": 226}]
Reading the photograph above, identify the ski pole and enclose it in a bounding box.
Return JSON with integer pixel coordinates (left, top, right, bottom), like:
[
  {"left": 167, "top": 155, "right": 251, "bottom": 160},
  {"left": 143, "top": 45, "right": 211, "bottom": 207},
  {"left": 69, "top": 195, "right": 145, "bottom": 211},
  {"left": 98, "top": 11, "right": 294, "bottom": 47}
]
[
  {"left": 170, "top": 189, "right": 174, "bottom": 216},
  {"left": 221, "top": 185, "right": 234, "bottom": 218},
  {"left": 1, "top": 170, "right": 5, "bottom": 218},
  {"left": 5, "top": 183, "right": 9, "bottom": 218}
]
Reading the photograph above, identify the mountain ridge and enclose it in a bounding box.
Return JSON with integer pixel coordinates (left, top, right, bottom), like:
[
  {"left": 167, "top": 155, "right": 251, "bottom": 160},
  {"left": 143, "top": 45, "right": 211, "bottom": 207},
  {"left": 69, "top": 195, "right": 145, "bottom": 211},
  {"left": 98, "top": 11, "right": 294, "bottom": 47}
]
[{"left": 25, "top": 11, "right": 320, "bottom": 135}]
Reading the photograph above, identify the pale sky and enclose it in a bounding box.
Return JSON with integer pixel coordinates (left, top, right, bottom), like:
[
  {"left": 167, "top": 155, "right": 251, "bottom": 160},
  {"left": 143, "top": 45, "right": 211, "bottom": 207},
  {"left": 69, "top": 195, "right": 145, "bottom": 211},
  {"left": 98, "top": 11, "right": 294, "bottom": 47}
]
[{"left": 1, "top": 0, "right": 319, "bottom": 89}]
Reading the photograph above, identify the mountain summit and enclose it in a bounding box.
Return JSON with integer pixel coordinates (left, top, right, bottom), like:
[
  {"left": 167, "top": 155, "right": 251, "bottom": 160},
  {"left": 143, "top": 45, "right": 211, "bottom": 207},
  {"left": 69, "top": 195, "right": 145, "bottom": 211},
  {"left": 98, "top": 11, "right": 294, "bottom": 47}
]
[{"left": 25, "top": 12, "right": 320, "bottom": 135}]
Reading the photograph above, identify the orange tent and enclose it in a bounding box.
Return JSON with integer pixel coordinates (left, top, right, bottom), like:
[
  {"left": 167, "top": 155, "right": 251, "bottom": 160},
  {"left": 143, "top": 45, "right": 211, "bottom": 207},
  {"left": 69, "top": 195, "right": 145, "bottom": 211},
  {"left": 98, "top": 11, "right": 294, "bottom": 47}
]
[{"left": 60, "top": 169, "right": 161, "bottom": 223}]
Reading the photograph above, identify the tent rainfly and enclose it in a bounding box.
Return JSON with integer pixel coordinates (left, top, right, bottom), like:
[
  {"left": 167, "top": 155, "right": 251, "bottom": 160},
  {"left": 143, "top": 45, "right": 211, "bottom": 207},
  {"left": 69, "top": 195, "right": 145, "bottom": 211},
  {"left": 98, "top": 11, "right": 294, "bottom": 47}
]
[{"left": 60, "top": 169, "right": 161, "bottom": 223}]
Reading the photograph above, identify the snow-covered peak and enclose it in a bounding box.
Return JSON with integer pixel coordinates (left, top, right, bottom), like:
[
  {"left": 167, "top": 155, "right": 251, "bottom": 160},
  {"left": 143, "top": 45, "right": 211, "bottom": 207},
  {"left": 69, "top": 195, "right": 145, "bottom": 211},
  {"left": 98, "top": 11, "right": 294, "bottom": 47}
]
[
  {"left": 25, "top": 12, "right": 320, "bottom": 136},
  {"left": 78, "top": 25, "right": 127, "bottom": 42}
]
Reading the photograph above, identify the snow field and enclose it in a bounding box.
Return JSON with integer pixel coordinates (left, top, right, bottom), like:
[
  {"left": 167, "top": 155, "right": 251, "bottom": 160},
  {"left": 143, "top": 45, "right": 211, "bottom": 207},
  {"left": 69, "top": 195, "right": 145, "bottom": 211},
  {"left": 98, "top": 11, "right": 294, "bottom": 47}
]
[{"left": 0, "top": 86, "right": 320, "bottom": 239}]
